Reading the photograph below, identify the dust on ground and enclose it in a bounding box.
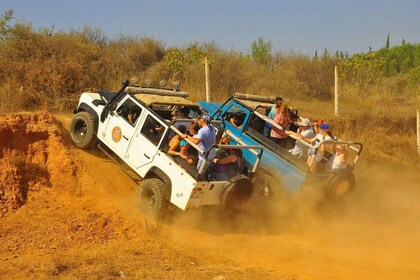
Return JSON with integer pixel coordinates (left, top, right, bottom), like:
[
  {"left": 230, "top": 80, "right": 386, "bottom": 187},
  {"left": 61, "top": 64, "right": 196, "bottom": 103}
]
[{"left": 1, "top": 112, "right": 419, "bottom": 279}]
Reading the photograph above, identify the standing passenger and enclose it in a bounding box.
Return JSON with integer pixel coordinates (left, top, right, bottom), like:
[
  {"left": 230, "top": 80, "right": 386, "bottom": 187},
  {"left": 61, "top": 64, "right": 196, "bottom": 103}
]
[
  {"left": 304, "top": 123, "right": 333, "bottom": 172},
  {"left": 270, "top": 102, "right": 291, "bottom": 148},
  {"left": 286, "top": 117, "right": 315, "bottom": 159},
  {"left": 182, "top": 114, "right": 216, "bottom": 170},
  {"left": 263, "top": 97, "right": 283, "bottom": 137}
]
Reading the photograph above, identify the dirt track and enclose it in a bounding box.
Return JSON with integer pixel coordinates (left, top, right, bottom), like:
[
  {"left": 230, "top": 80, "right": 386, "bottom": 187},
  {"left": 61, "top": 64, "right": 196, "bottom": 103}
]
[{"left": 1, "top": 112, "right": 419, "bottom": 279}]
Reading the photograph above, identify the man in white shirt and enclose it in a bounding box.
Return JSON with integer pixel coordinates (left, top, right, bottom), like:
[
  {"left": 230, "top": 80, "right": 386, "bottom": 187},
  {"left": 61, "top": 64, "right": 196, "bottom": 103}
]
[{"left": 286, "top": 117, "right": 315, "bottom": 159}]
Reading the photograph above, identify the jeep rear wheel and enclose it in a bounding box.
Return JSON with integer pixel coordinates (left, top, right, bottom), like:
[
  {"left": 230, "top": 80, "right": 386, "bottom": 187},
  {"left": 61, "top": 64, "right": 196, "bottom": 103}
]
[
  {"left": 70, "top": 111, "right": 96, "bottom": 149},
  {"left": 220, "top": 175, "right": 253, "bottom": 212},
  {"left": 138, "top": 178, "right": 167, "bottom": 218},
  {"left": 327, "top": 173, "right": 355, "bottom": 199}
]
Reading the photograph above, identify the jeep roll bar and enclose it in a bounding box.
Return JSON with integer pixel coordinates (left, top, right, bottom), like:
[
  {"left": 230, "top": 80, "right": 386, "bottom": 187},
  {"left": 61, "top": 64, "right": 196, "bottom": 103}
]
[
  {"left": 232, "top": 92, "right": 278, "bottom": 103},
  {"left": 125, "top": 86, "right": 190, "bottom": 98},
  {"left": 307, "top": 140, "right": 363, "bottom": 169}
]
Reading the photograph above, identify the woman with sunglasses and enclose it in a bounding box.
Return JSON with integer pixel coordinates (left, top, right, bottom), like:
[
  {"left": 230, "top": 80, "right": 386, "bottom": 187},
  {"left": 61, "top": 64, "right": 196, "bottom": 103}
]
[{"left": 325, "top": 144, "right": 348, "bottom": 172}]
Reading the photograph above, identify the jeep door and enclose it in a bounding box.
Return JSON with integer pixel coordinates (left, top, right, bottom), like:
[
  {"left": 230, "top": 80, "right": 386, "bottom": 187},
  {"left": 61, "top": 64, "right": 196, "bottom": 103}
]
[
  {"left": 101, "top": 96, "right": 143, "bottom": 159},
  {"left": 126, "top": 112, "right": 167, "bottom": 170}
]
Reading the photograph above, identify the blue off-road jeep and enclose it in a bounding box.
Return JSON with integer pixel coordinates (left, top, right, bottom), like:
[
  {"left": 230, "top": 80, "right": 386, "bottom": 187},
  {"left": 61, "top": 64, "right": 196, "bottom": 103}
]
[{"left": 199, "top": 93, "right": 363, "bottom": 203}]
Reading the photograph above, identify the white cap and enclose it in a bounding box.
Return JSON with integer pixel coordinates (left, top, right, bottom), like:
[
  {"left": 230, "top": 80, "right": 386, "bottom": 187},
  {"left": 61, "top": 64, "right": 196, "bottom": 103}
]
[{"left": 297, "top": 117, "right": 310, "bottom": 126}]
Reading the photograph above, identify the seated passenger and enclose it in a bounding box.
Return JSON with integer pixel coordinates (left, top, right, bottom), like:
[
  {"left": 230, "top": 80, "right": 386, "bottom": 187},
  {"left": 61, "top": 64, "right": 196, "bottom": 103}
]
[
  {"left": 171, "top": 106, "right": 190, "bottom": 121},
  {"left": 210, "top": 149, "right": 244, "bottom": 181},
  {"left": 168, "top": 125, "right": 187, "bottom": 156},
  {"left": 179, "top": 139, "right": 197, "bottom": 165},
  {"left": 127, "top": 106, "right": 141, "bottom": 124},
  {"left": 218, "top": 132, "right": 230, "bottom": 145},
  {"left": 325, "top": 144, "right": 348, "bottom": 172},
  {"left": 229, "top": 112, "right": 246, "bottom": 129}
]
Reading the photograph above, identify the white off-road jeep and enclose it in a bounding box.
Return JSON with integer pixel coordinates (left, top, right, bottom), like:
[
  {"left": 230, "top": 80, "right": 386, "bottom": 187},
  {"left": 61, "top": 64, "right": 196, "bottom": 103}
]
[{"left": 69, "top": 80, "right": 263, "bottom": 217}]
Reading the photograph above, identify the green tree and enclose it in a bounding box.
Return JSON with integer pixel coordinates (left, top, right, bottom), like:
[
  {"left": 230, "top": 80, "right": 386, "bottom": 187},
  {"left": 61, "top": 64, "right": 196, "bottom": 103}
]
[
  {"left": 0, "top": 9, "right": 13, "bottom": 40},
  {"left": 341, "top": 52, "right": 384, "bottom": 103},
  {"left": 251, "top": 37, "right": 272, "bottom": 65},
  {"left": 386, "top": 33, "right": 390, "bottom": 49},
  {"left": 164, "top": 44, "right": 206, "bottom": 81},
  {"left": 377, "top": 43, "right": 418, "bottom": 76}
]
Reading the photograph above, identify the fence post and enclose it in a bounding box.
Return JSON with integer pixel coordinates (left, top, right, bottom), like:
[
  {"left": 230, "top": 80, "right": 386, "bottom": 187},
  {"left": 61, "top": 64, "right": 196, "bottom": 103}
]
[
  {"left": 417, "top": 109, "right": 420, "bottom": 156},
  {"left": 205, "top": 57, "right": 211, "bottom": 102},
  {"left": 334, "top": 66, "right": 339, "bottom": 116}
]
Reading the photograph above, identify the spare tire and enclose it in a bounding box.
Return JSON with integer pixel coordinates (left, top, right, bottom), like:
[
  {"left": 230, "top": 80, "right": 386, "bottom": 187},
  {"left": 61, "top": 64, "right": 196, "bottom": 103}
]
[{"left": 220, "top": 175, "right": 253, "bottom": 212}]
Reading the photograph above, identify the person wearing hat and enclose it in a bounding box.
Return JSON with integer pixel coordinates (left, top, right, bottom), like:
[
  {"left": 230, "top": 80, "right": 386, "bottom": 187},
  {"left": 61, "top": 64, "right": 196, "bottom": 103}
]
[
  {"left": 285, "top": 117, "right": 315, "bottom": 158},
  {"left": 311, "top": 119, "right": 324, "bottom": 135},
  {"left": 303, "top": 122, "right": 333, "bottom": 172},
  {"left": 182, "top": 114, "right": 216, "bottom": 170}
]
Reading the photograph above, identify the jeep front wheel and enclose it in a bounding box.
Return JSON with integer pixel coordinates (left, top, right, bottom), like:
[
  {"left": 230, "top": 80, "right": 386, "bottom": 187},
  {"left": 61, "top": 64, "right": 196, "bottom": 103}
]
[
  {"left": 251, "top": 172, "right": 278, "bottom": 203},
  {"left": 69, "top": 111, "right": 96, "bottom": 149},
  {"left": 138, "top": 178, "right": 168, "bottom": 218}
]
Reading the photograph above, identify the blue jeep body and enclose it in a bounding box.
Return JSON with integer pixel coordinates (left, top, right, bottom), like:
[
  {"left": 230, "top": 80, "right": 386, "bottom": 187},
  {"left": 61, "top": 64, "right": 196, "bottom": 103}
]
[{"left": 199, "top": 93, "right": 363, "bottom": 199}]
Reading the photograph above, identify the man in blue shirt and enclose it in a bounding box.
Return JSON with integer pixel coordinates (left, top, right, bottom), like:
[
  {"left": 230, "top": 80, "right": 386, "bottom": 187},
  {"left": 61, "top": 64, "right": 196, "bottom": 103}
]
[{"left": 182, "top": 114, "right": 216, "bottom": 170}]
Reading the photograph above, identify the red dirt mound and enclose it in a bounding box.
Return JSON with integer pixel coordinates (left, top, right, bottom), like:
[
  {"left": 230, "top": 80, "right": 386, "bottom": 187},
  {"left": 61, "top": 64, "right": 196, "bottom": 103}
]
[{"left": 0, "top": 112, "right": 79, "bottom": 217}]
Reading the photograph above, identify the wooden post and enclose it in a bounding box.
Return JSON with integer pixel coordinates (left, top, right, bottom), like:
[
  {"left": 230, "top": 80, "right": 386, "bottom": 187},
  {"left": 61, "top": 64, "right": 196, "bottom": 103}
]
[
  {"left": 205, "top": 57, "right": 211, "bottom": 102},
  {"left": 334, "top": 66, "right": 339, "bottom": 116},
  {"left": 417, "top": 109, "right": 420, "bottom": 156}
]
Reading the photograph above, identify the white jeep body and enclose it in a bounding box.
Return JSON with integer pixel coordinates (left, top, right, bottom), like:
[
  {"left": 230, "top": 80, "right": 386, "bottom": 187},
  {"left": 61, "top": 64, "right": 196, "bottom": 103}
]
[{"left": 71, "top": 83, "right": 262, "bottom": 214}]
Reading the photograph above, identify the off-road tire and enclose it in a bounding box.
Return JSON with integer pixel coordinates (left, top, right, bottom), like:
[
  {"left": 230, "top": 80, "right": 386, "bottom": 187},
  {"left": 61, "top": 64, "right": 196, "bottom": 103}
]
[
  {"left": 326, "top": 172, "right": 355, "bottom": 199},
  {"left": 69, "top": 111, "right": 96, "bottom": 149},
  {"left": 138, "top": 178, "right": 168, "bottom": 218},
  {"left": 251, "top": 172, "right": 278, "bottom": 204},
  {"left": 220, "top": 175, "right": 253, "bottom": 212}
]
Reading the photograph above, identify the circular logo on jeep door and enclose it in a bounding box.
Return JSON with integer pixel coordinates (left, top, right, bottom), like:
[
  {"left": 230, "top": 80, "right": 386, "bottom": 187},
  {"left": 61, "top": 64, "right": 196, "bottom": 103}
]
[{"left": 111, "top": 126, "right": 122, "bottom": 142}]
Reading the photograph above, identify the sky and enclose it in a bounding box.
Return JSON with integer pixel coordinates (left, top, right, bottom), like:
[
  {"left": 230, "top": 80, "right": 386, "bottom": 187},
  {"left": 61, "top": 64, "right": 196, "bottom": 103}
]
[{"left": 1, "top": 0, "right": 419, "bottom": 56}]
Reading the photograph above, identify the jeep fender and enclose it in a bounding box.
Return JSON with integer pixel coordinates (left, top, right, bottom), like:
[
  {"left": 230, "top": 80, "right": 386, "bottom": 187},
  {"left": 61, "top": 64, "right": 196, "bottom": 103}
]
[
  {"left": 144, "top": 167, "right": 172, "bottom": 200},
  {"left": 220, "top": 174, "right": 253, "bottom": 212},
  {"left": 76, "top": 102, "right": 100, "bottom": 135}
]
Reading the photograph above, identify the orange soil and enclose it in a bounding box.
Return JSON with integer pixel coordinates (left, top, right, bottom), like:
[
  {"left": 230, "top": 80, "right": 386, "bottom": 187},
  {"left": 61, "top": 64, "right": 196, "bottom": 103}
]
[{"left": 0, "top": 112, "right": 419, "bottom": 279}]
